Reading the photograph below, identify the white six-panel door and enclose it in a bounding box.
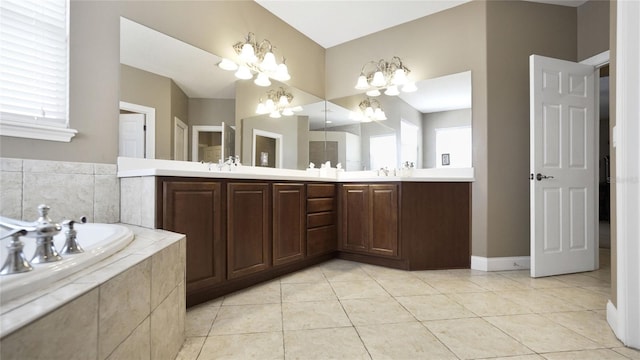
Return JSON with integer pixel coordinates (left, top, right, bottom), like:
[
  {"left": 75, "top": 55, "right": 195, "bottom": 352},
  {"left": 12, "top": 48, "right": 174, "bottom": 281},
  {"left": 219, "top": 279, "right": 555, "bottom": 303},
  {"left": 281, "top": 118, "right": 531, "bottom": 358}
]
[
  {"left": 119, "top": 113, "right": 145, "bottom": 158},
  {"left": 530, "top": 54, "right": 597, "bottom": 277}
]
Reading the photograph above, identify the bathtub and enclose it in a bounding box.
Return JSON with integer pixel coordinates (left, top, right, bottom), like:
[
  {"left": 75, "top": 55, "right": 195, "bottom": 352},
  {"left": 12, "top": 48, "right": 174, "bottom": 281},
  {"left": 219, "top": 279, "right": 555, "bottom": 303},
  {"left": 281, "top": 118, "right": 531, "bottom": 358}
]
[{"left": 0, "top": 223, "right": 134, "bottom": 306}]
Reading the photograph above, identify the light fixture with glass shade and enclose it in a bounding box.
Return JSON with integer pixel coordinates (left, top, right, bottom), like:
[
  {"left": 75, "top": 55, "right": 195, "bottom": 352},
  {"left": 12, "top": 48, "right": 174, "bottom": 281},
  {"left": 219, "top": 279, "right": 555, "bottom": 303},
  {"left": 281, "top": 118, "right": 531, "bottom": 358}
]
[
  {"left": 255, "top": 87, "right": 301, "bottom": 118},
  {"left": 355, "top": 56, "right": 416, "bottom": 96},
  {"left": 218, "top": 32, "right": 291, "bottom": 86},
  {"left": 349, "top": 98, "right": 387, "bottom": 122}
]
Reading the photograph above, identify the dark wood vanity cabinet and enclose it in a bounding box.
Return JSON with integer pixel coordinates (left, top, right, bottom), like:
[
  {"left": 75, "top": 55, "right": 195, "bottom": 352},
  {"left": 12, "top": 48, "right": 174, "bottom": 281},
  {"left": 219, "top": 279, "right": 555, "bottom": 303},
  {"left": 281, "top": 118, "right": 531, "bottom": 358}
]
[
  {"left": 272, "top": 183, "right": 306, "bottom": 266},
  {"left": 306, "top": 183, "right": 337, "bottom": 257},
  {"left": 160, "top": 180, "right": 224, "bottom": 295},
  {"left": 340, "top": 184, "right": 399, "bottom": 258},
  {"left": 226, "top": 182, "right": 270, "bottom": 279}
]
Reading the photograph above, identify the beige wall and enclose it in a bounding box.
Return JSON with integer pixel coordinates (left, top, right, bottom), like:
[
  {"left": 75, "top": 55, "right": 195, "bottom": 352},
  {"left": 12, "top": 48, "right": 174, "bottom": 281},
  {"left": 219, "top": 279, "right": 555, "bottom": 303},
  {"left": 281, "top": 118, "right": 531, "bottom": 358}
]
[
  {"left": 485, "top": 1, "right": 577, "bottom": 257},
  {"left": 578, "top": 0, "right": 610, "bottom": 61},
  {"left": 0, "top": 1, "right": 325, "bottom": 163},
  {"left": 423, "top": 109, "right": 472, "bottom": 168}
]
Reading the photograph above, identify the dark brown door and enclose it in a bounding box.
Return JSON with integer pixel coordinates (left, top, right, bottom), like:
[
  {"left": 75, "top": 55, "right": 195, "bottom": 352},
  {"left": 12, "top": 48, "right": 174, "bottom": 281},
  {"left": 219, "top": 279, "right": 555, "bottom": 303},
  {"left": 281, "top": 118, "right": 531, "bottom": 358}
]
[
  {"left": 162, "top": 181, "right": 223, "bottom": 292},
  {"left": 340, "top": 184, "right": 369, "bottom": 253},
  {"left": 227, "top": 183, "right": 270, "bottom": 279},
  {"left": 370, "top": 184, "right": 399, "bottom": 257},
  {"left": 273, "top": 183, "right": 306, "bottom": 266}
]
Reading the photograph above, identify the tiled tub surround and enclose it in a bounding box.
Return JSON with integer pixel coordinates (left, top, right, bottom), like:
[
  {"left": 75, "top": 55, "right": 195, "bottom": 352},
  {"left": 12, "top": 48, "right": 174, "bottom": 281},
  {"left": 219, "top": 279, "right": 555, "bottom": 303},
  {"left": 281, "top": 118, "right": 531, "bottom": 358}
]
[
  {"left": 0, "top": 225, "right": 186, "bottom": 360},
  {"left": 0, "top": 157, "right": 120, "bottom": 223}
]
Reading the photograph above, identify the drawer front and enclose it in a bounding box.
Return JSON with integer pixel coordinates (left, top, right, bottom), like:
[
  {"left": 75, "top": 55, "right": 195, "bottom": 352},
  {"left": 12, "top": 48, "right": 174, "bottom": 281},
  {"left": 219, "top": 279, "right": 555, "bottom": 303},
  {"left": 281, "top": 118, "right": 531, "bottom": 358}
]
[
  {"left": 307, "top": 198, "right": 335, "bottom": 213},
  {"left": 307, "top": 184, "right": 336, "bottom": 198},
  {"left": 307, "top": 211, "right": 334, "bottom": 228},
  {"left": 307, "top": 225, "right": 337, "bottom": 256}
]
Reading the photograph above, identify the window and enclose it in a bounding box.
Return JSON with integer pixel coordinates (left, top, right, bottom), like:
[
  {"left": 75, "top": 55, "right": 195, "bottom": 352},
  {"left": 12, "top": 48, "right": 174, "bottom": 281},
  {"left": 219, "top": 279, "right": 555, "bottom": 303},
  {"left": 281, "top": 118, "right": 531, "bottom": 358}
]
[
  {"left": 435, "top": 126, "right": 472, "bottom": 168},
  {"left": 0, "top": 0, "right": 76, "bottom": 142},
  {"left": 400, "top": 120, "right": 418, "bottom": 166},
  {"left": 370, "top": 134, "right": 397, "bottom": 170}
]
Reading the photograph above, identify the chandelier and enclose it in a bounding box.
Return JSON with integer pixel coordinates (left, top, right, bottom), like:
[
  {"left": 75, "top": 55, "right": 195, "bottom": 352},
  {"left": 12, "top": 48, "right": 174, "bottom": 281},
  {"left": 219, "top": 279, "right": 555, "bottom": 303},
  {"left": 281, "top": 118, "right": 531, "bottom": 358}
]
[
  {"left": 255, "top": 87, "right": 300, "bottom": 118},
  {"left": 354, "top": 56, "right": 417, "bottom": 96},
  {"left": 218, "top": 32, "right": 291, "bottom": 86},
  {"left": 349, "top": 98, "right": 387, "bottom": 122}
]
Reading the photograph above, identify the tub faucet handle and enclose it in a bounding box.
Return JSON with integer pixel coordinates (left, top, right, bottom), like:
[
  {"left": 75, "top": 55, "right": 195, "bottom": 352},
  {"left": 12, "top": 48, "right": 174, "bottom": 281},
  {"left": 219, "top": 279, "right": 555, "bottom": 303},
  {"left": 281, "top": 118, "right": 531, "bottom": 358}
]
[
  {"left": 61, "top": 217, "right": 87, "bottom": 255},
  {"left": 0, "top": 229, "right": 33, "bottom": 275}
]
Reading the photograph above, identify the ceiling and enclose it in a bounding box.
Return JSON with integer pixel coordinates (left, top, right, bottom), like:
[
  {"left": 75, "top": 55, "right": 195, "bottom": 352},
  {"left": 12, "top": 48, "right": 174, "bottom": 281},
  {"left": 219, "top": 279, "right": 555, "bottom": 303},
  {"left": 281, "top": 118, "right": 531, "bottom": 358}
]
[{"left": 255, "top": 0, "right": 588, "bottom": 49}]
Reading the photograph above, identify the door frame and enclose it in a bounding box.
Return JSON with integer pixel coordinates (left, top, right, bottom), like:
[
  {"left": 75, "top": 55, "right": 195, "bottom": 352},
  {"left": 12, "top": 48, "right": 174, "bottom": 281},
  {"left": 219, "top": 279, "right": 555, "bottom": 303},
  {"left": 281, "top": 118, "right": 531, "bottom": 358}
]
[
  {"left": 252, "top": 129, "right": 283, "bottom": 168},
  {"left": 119, "top": 101, "right": 155, "bottom": 159},
  {"left": 607, "top": 0, "right": 640, "bottom": 347},
  {"left": 174, "top": 117, "right": 188, "bottom": 161},
  {"left": 580, "top": 50, "right": 610, "bottom": 268}
]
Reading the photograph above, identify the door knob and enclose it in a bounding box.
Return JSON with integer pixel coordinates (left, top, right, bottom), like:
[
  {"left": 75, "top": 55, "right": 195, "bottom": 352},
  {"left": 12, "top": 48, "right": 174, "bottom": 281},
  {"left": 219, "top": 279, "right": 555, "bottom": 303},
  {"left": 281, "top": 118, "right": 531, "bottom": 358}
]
[{"left": 536, "top": 173, "right": 555, "bottom": 181}]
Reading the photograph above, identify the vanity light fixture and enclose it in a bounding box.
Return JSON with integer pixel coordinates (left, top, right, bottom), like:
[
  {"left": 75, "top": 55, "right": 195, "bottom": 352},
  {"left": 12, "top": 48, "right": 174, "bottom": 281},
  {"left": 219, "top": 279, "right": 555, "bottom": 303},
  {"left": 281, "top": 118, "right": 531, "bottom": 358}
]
[
  {"left": 349, "top": 98, "right": 387, "bottom": 122},
  {"left": 218, "top": 32, "right": 291, "bottom": 86},
  {"left": 255, "top": 87, "right": 300, "bottom": 118},
  {"left": 355, "top": 56, "right": 416, "bottom": 96}
]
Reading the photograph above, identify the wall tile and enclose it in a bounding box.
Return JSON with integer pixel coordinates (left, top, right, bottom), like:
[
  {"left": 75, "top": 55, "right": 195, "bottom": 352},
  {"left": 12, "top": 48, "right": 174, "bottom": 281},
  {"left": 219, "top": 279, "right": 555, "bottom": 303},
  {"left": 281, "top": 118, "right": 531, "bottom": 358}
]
[
  {"left": 151, "top": 285, "right": 185, "bottom": 360},
  {"left": 151, "top": 241, "right": 182, "bottom": 309},
  {"left": 120, "top": 177, "right": 142, "bottom": 226},
  {"left": 22, "top": 172, "right": 94, "bottom": 221},
  {"left": 140, "top": 177, "right": 156, "bottom": 228},
  {"left": 0, "top": 158, "right": 22, "bottom": 172},
  {"left": 95, "top": 174, "right": 120, "bottom": 223},
  {"left": 98, "top": 259, "right": 151, "bottom": 360},
  {"left": 105, "top": 317, "right": 151, "bottom": 360},
  {"left": 23, "top": 159, "right": 94, "bottom": 174},
  {"left": 0, "top": 288, "right": 99, "bottom": 360},
  {"left": 0, "top": 171, "right": 22, "bottom": 219},
  {"left": 95, "top": 163, "right": 117, "bottom": 176}
]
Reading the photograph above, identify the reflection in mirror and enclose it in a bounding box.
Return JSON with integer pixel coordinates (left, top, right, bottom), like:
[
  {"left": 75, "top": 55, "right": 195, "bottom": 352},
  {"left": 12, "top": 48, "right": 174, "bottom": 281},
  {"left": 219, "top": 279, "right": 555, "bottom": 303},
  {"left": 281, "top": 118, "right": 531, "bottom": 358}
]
[
  {"left": 327, "top": 71, "right": 472, "bottom": 170},
  {"left": 120, "top": 17, "right": 237, "bottom": 161}
]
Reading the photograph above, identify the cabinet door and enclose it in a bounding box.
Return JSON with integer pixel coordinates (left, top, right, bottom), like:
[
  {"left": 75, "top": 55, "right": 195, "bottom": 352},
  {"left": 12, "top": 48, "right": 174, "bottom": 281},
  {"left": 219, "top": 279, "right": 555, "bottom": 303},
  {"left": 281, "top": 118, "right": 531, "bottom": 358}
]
[
  {"left": 162, "top": 181, "right": 223, "bottom": 290},
  {"left": 340, "top": 185, "right": 369, "bottom": 253},
  {"left": 273, "top": 183, "right": 305, "bottom": 266},
  {"left": 370, "top": 184, "right": 399, "bottom": 257},
  {"left": 227, "top": 183, "right": 270, "bottom": 279}
]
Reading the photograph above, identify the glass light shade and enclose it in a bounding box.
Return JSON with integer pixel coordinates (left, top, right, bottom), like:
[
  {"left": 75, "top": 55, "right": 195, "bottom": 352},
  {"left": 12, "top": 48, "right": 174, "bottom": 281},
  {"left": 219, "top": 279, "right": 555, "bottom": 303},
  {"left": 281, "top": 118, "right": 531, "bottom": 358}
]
[
  {"left": 370, "top": 71, "right": 386, "bottom": 87},
  {"left": 355, "top": 75, "right": 369, "bottom": 90},
  {"left": 392, "top": 68, "right": 408, "bottom": 85},
  {"left": 240, "top": 43, "right": 257, "bottom": 63},
  {"left": 282, "top": 108, "right": 294, "bottom": 116},
  {"left": 402, "top": 82, "right": 417, "bottom": 93},
  {"left": 274, "top": 63, "right": 290, "bottom": 81},
  {"left": 265, "top": 99, "right": 275, "bottom": 112},
  {"left": 261, "top": 52, "right": 278, "bottom": 72},
  {"left": 235, "top": 65, "right": 253, "bottom": 80},
  {"left": 278, "top": 95, "right": 289, "bottom": 106},
  {"left": 384, "top": 85, "right": 400, "bottom": 96},
  {"left": 374, "top": 108, "right": 387, "bottom": 120},
  {"left": 365, "top": 106, "right": 374, "bottom": 117},
  {"left": 269, "top": 111, "right": 281, "bottom": 118},
  {"left": 256, "top": 102, "right": 268, "bottom": 114},
  {"left": 254, "top": 73, "right": 271, "bottom": 86},
  {"left": 366, "top": 89, "right": 381, "bottom": 97},
  {"left": 218, "top": 58, "right": 238, "bottom": 71}
]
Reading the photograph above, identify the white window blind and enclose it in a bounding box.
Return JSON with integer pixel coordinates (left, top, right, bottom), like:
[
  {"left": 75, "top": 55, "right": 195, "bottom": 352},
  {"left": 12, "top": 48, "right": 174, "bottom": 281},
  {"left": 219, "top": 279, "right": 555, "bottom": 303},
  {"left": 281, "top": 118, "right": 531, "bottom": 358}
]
[{"left": 0, "top": 0, "right": 76, "bottom": 141}]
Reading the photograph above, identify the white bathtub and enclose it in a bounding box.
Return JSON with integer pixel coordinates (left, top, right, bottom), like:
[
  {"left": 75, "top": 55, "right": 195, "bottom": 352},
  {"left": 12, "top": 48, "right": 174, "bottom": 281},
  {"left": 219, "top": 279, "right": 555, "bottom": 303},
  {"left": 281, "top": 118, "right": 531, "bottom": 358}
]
[{"left": 0, "top": 223, "right": 134, "bottom": 306}]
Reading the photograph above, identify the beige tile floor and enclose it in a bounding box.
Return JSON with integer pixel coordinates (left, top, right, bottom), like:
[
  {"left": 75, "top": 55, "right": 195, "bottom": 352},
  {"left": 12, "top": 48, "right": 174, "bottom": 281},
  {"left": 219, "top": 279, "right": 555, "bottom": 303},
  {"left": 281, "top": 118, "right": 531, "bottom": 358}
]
[{"left": 176, "top": 250, "right": 640, "bottom": 360}]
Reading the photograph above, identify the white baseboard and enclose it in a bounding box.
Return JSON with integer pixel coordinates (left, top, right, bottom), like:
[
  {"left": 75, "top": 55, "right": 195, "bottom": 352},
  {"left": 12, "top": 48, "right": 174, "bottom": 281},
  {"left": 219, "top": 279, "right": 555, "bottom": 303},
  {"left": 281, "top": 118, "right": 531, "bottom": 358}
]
[
  {"left": 471, "top": 256, "right": 530, "bottom": 272},
  {"left": 606, "top": 300, "right": 621, "bottom": 341}
]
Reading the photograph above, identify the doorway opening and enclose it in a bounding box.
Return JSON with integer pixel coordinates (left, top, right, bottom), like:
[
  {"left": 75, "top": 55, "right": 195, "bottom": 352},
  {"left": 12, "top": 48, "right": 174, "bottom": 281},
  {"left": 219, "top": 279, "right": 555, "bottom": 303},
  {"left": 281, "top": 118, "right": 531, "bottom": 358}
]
[{"left": 597, "top": 65, "right": 611, "bottom": 268}]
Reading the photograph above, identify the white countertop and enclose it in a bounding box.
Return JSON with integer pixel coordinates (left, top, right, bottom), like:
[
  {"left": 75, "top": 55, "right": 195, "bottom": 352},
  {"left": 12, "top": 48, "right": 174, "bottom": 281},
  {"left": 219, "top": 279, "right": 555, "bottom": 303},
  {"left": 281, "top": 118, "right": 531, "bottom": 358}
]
[{"left": 117, "top": 157, "right": 475, "bottom": 182}]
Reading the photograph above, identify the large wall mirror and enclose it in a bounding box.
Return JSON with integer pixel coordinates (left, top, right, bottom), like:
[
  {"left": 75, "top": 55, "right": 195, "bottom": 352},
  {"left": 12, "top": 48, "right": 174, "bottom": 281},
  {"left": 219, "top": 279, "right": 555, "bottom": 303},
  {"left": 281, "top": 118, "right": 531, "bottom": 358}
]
[{"left": 119, "top": 17, "right": 472, "bottom": 171}]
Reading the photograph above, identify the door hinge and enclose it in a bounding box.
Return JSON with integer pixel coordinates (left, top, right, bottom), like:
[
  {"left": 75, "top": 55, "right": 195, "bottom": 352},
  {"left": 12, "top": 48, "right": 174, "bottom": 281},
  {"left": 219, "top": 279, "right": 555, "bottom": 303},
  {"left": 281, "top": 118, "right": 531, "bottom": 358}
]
[
  {"left": 530, "top": 173, "right": 534, "bottom": 180},
  {"left": 143, "top": 125, "right": 147, "bottom": 131}
]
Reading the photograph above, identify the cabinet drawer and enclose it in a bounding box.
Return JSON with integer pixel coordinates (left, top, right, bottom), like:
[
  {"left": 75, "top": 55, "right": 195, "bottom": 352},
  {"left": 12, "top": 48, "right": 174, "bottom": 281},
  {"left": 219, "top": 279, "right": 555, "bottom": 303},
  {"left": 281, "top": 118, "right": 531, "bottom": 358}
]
[
  {"left": 307, "top": 198, "right": 335, "bottom": 213},
  {"left": 307, "top": 225, "right": 337, "bottom": 256},
  {"left": 307, "top": 211, "right": 334, "bottom": 228},
  {"left": 307, "top": 184, "right": 336, "bottom": 198}
]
